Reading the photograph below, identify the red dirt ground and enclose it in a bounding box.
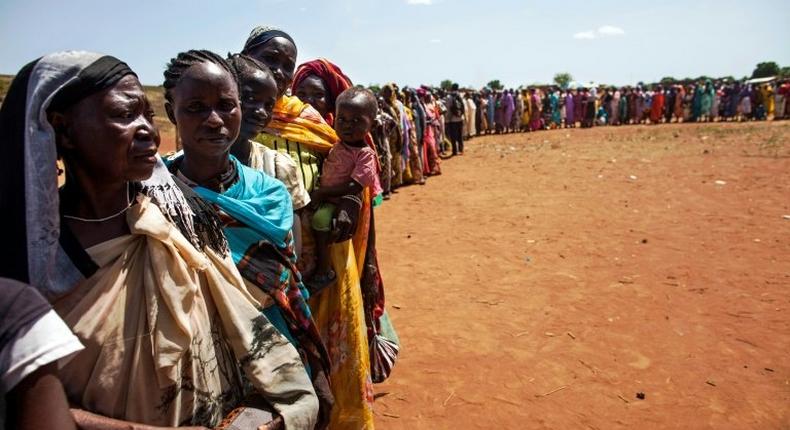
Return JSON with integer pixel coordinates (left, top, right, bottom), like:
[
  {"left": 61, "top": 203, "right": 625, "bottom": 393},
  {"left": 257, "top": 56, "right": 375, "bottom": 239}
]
[{"left": 372, "top": 121, "right": 790, "bottom": 429}]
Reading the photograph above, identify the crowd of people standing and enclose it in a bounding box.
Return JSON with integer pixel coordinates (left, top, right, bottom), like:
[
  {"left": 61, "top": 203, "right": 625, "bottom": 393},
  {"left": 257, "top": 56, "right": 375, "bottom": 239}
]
[{"left": 443, "top": 80, "right": 790, "bottom": 137}]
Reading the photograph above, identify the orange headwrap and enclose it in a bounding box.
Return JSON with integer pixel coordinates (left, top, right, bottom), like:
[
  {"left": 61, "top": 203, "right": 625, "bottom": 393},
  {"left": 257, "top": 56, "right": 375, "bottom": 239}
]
[{"left": 291, "top": 58, "right": 353, "bottom": 127}]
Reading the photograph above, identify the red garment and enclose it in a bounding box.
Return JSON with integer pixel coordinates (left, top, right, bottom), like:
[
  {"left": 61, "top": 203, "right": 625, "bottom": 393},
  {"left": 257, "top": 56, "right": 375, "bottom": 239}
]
[
  {"left": 321, "top": 142, "right": 383, "bottom": 197},
  {"left": 292, "top": 58, "right": 380, "bottom": 173},
  {"left": 291, "top": 58, "right": 352, "bottom": 127},
  {"left": 650, "top": 92, "right": 665, "bottom": 123}
]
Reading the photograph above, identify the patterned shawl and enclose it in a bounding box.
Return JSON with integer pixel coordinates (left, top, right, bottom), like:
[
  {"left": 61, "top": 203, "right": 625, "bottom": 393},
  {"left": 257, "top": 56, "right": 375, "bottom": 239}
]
[{"left": 263, "top": 95, "right": 338, "bottom": 154}]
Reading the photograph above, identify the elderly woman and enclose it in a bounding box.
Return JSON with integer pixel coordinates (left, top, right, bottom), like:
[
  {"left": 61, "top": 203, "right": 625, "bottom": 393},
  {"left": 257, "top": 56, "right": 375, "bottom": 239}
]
[
  {"left": 0, "top": 51, "right": 317, "bottom": 430},
  {"left": 241, "top": 26, "right": 379, "bottom": 429}
]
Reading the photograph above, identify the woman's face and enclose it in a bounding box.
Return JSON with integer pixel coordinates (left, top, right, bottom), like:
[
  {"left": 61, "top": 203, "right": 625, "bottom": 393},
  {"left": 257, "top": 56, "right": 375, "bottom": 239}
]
[
  {"left": 246, "top": 37, "right": 297, "bottom": 98},
  {"left": 238, "top": 68, "right": 278, "bottom": 142},
  {"left": 167, "top": 61, "right": 241, "bottom": 160},
  {"left": 53, "top": 74, "right": 159, "bottom": 183},
  {"left": 294, "top": 74, "right": 329, "bottom": 118}
]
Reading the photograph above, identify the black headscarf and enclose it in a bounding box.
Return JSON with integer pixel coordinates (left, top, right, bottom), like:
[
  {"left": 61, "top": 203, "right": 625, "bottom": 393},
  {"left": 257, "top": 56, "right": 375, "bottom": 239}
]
[
  {"left": 242, "top": 26, "right": 296, "bottom": 54},
  {"left": 0, "top": 59, "right": 40, "bottom": 283},
  {"left": 49, "top": 55, "right": 135, "bottom": 113}
]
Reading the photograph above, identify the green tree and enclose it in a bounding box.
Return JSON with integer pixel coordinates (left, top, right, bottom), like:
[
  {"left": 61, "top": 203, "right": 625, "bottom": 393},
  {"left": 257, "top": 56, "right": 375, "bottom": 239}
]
[
  {"left": 440, "top": 79, "right": 455, "bottom": 90},
  {"left": 553, "top": 72, "right": 573, "bottom": 89},
  {"left": 751, "top": 61, "right": 780, "bottom": 78},
  {"left": 779, "top": 67, "right": 790, "bottom": 78},
  {"left": 368, "top": 84, "right": 381, "bottom": 94},
  {"left": 659, "top": 76, "right": 676, "bottom": 85},
  {"left": 487, "top": 79, "right": 503, "bottom": 90}
]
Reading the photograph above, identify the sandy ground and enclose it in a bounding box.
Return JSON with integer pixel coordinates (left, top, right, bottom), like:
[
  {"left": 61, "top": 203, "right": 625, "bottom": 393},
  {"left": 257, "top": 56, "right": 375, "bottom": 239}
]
[{"left": 372, "top": 121, "right": 790, "bottom": 429}]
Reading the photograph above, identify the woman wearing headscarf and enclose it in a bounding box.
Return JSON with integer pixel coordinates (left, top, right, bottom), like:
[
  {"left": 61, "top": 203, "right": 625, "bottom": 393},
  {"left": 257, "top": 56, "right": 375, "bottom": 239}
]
[
  {"left": 486, "top": 91, "right": 496, "bottom": 134},
  {"left": 379, "top": 84, "right": 404, "bottom": 183},
  {"left": 292, "top": 58, "right": 353, "bottom": 129},
  {"left": 372, "top": 97, "right": 396, "bottom": 198},
  {"left": 400, "top": 88, "right": 426, "bottom": 182},
  {"left": 479, "top": 91, "right": 489, "bottom": 133},
  {"left": 404, "top": 88, "right": 428, "bottom": 175},
  {"left": 242, "top": 26, "right": 382, "bottom": 429},
  {"left": 0, "top": 51, "right": 317, "bottom": 429},
  {"left": 674, "top": 85, "right": 685, "bottom": 122},
  {"left": 418, "top": 88, "right": 442, "bottom": 175},
  {"left": 691, "top": 83, "right": 703, "bottom": 122},
  {"left": 530, "top": 89, "right": 543, "bottom": 131},
  {"left": 521, "top": 89, "right": 532, "bottom": 131},
  {"left": 291, "top": 55, "right": 399, "bottom": 355},
  {"left": 549, "top": 89, "right": 561, "bottom": 128},
  {"left": 511, "top": 90, "right": 522, "bottom": 132},
  {"left": 618, "top": 87, "right": 629, "bottom": 125},
  {"left": 503, "top": 89, "right": 515, "bottom": 132},
  {"left": 664, "top": 86, "right": 676, "bottom": 123},
  {"left": 473, "top": 92, "right": 484, "bottom": 135},
  {"left": 650, "top": 85, "right": 665, "bottom": 124},
  {"left": 700, "top": 81, "right": 714, "bottom": 122},
  {"left": 464, "top": 92, "right": 477, "bottom": 138}
]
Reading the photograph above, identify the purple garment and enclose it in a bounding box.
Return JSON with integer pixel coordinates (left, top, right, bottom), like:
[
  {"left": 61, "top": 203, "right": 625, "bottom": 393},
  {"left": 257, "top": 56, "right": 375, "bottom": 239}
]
[
  {"left": 503, "top": 93, "right": 515, "bottom": 126},
  {"left": 494, "top": 94, "right": 505, "bottom": 127},
  {"left": 565, "top": 94, "right": 575, "bottom": 124}
]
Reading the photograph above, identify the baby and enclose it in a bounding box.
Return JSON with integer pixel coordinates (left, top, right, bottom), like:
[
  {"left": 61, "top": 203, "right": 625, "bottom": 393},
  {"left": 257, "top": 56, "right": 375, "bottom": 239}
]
[{"left": 308, "top": 87, "right": 382, "bottom": 289}]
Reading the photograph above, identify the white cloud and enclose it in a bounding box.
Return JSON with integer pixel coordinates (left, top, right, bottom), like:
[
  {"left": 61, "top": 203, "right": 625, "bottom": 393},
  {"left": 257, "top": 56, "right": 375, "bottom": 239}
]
[
  {"left": 430, "top": 38, "right": 442, "bottom": 44},
  {"left": 597, "top": 25, "right": 625, "bottom": 36},
  {"left": 573, "top": 25, "right": 625, "bottom": 40},
  {"left": 406, "top": 0, "right": 433, "bottom": 4},
  {"left": 573, "top": 31, "right": 596, "bottom": 40}
]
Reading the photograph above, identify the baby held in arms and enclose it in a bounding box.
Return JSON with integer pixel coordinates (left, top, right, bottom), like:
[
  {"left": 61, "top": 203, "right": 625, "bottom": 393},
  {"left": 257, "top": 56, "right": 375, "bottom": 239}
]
[{"left": 308, "top": 87, "right": 381, "bottom": 291}]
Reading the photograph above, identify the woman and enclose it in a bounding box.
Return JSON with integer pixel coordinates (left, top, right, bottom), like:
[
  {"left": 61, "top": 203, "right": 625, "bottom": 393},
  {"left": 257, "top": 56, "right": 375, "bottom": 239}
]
[
  {"left": 400, "top": 89, "right": 426, "bottom": 182},
  {"left": 618, "top": 88, "right": 629, "bottom": 125},
  {"left": 530, "top": 89, "right": 542, "bottom": 131},
  {"left": 164, "top": 50, "right": 334, "bottom": 427},
  {"left": 227, "top": 54, "right": 310, "bottom": 259},
  {"left": 0, "top": 51, "right": 317, "bottom": 429},
  {"left": 242, "top": 26, "right": 383, "bottom": 429},
  {"left": 549, "top": 89, "right": 561, "bottom": 128},
  {"left": 372, "top": 98, "right": 396, "bottom": 198},
  {"left": 292, "top": 58, "right": 352, "bottom": 128},
  {"left": 479, "top": 92, "right": 489, "bottom": 133},
  {"left": 486, "top": 91, "right": 495, "bottom": 134},
  {"left": 464, "top": 93, "right": 477, "bottom": 138},
  {"left": 674, "top": 85, "right": 685, "bottom": 122},
  {"left": 419, "top": 89, "right": 442, "bottom": 175},
  {"left": 650, "top": 86, "right": 665, "bottom": 124},
  {"left": 700, "top": 81, "right": 714, "bottom": 122}
]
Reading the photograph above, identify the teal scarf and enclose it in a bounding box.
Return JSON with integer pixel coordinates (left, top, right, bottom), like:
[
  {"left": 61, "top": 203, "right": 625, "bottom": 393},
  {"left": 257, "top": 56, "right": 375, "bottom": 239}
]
[{"left": 189, "top": 156, "right": 293, "bottom": 256}]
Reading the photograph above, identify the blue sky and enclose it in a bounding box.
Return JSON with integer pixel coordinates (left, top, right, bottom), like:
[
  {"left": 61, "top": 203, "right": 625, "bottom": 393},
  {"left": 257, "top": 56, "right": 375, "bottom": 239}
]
[{"left": 1, "top": 0, "right": 788, "bottom": 88}]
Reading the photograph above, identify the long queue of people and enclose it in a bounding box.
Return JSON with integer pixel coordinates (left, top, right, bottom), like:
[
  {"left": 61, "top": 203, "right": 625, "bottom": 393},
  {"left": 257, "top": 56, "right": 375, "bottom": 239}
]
[
  {"left": 3, "top": 21, "right": 785, "bottom": 430},
  {"left": 435, "top": 80, "right": 790, "bottom": 137},
  {"left": 352, "top": 79, "right": 790, "bottom": 201},
  {"left": 1, "top": 26, "right": 415, "bottom": 430}
]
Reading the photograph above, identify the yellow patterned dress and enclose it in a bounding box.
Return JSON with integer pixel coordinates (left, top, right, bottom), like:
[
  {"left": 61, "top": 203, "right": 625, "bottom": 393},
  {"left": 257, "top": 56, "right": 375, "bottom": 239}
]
[{"left": 256, "top": 95, "right": 376, "bottom": 429}]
